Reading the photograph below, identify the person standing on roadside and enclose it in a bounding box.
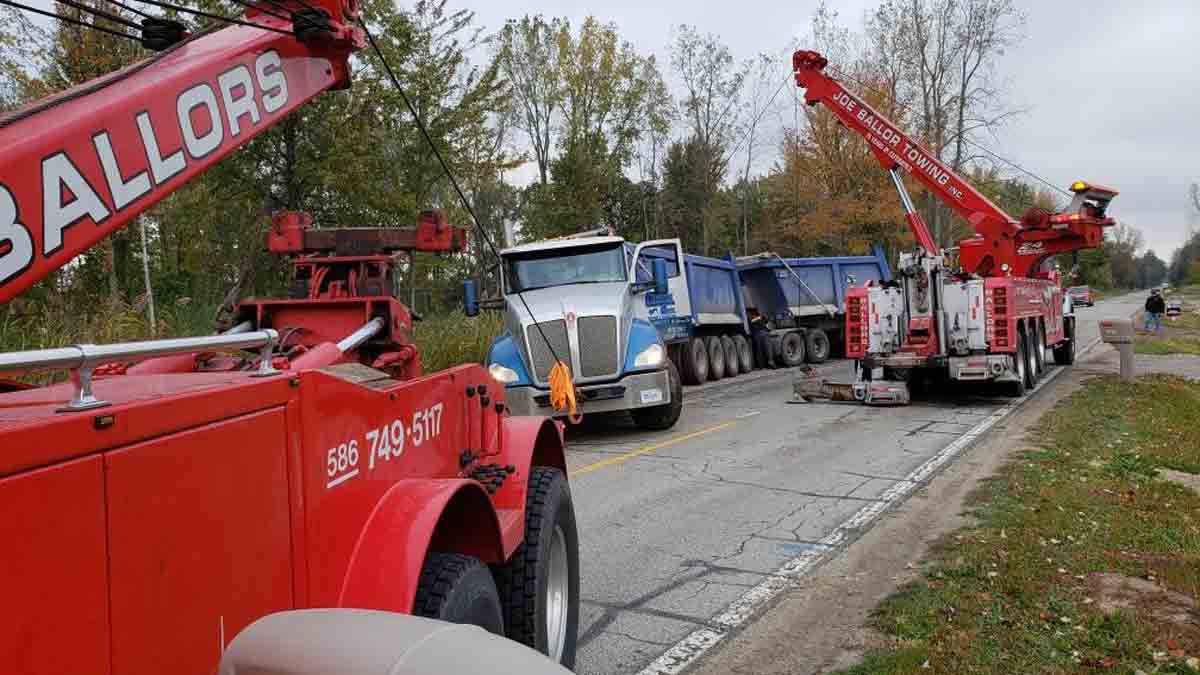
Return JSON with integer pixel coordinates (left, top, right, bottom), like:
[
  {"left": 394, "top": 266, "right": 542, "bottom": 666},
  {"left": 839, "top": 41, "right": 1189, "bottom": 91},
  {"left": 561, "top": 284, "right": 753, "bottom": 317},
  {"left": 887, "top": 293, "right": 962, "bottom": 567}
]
[{"left": 1144, "top": 288, "right": 1166, "bottom": 333}]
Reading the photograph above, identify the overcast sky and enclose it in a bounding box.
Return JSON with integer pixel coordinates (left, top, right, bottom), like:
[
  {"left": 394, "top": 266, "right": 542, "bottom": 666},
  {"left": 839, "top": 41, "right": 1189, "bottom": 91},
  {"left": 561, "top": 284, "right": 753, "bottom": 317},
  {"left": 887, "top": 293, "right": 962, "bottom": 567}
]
[{"left": 454, "top": 0, "right": 1199, "bottom": 258}]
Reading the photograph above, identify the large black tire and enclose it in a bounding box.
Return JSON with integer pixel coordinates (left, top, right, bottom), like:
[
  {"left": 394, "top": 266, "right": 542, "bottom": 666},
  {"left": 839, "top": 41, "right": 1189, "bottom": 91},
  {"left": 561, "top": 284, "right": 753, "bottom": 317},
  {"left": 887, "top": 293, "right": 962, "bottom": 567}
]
[
  {"left": 680, "top": 337, "right": 708, "bottom": 385},
  {"left": 1053, "top": 317, "right": 1076, "bottom": 365},
  {"left": 804, "top": 329, "right": 830, "bottom": 364},
  {"left": 705, "top": 336, "right": 726, "bottom": 380},
  {"left": 1033, "top": 322, "right": 1046, "bottom": 376},
  {"left": 631, "top": 360, "right": 683, "bottom": 430},
  {"left": 1022, "top": 323, "right": 1038, "bottom": 389},
  {"left": 720, "top": 336, "right": 739, "bottom": 376},
  {"left": 733, "top": 335, "right": 754, "bottom": 373},
  {"left": 778, "top": 331, "right": 806, "bottom": 367},
  {"left": 1000, "top": 333, "right": 1028, "bottom": 398},
  {"left": 412, "top": 553, "right": 505, "bottom": 635},
  {"left": 491, "top": 467, "right": 580, "bottom": 667}
]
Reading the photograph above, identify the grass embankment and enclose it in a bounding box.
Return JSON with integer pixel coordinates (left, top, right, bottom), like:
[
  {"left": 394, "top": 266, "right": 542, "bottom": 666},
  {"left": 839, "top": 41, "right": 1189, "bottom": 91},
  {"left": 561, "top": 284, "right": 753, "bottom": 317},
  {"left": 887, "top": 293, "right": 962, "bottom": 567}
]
[
  {"left": 1136, "top": 287, "right": 1200, "bottom": 357},
  {"left": 842, "top": 375, "right": 1200, "bottom": 674},
  {"left": 414, "top": 311, "right": 504, "bottom": 373}
]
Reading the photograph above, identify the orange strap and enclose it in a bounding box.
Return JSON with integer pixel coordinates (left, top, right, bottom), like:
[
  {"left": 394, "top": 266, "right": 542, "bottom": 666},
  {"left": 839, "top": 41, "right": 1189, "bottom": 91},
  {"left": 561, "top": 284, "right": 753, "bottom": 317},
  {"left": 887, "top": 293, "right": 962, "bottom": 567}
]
[{"left": 549, "top": 360, "right": 583, "bottom": 425}]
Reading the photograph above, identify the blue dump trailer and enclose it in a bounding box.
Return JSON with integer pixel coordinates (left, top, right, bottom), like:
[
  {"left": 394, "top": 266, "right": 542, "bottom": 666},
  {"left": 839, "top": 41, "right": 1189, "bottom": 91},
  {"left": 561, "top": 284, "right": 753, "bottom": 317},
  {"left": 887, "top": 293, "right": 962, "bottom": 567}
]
[{"left": 631, "top": 242, "right": 892, "bottom": 385}]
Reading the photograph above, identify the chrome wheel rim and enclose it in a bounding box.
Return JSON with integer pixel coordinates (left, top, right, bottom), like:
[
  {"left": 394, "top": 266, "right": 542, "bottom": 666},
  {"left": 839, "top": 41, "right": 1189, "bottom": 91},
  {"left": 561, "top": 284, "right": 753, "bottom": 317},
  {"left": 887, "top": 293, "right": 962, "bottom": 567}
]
[{"left": 546, "top": 525, "right": 570, "bottom": 662}]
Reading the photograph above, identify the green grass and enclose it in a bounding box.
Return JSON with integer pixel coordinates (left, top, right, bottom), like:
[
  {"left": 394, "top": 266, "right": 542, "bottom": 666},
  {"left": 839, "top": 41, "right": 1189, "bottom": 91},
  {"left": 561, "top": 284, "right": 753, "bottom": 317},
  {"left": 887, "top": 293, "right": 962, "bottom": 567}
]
[
  {"left": 838, "top": 375, "right": 1200, "bottom": 674},
  {"left": 414, "top": 310, "right": 504, "bottom": 373}
]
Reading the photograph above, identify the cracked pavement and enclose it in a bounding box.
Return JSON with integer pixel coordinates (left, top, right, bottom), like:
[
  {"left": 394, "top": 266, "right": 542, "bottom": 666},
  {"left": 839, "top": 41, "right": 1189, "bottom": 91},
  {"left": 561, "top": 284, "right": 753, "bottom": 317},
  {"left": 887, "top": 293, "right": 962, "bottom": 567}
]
[{"left": 562, "top": 354, "right": 1020, "bottom": 674}]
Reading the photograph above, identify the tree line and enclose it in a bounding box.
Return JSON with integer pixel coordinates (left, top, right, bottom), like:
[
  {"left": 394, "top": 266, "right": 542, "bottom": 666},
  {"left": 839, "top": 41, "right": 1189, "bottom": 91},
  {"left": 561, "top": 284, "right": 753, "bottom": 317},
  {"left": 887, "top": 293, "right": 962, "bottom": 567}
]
[{"left": 0, "top": 0, "right": 1177, "bottom": 352}]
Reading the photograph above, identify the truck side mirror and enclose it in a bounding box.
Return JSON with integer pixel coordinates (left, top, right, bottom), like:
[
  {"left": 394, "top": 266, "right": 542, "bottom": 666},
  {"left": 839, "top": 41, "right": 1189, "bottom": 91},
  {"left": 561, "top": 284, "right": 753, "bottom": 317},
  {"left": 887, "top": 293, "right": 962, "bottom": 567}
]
[
  {"left": 652, "top": 258, "right": 669, "bottom": 295},
  {"left": 463, "top": 280, "right": 479, "bottom": 317}
]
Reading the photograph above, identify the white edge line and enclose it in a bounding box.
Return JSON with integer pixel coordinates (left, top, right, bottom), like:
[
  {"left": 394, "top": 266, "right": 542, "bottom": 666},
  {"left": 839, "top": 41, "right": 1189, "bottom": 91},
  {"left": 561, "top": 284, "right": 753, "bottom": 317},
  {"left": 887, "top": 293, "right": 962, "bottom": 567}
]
[
  {"left": 635, "top": 334, "right": 1105, "bottom": 675},
  {"left": 326, "top": 468, "right": 360, "bottom": 489}
]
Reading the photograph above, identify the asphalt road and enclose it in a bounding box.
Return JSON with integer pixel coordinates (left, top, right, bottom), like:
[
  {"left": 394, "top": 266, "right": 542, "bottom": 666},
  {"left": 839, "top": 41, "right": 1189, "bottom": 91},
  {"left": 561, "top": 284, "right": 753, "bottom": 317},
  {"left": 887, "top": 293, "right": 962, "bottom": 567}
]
[{"left": 563, "top": 292, "right": 1145, "bottom": 675}]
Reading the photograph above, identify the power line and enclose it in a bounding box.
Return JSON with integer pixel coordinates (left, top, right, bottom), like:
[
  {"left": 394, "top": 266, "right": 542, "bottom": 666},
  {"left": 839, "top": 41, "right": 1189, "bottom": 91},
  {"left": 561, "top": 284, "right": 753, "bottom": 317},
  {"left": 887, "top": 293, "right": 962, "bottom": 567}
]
[
  {"left": 357, "top": 16, "right": 569, "bottom": 374},
  {"left": 0, "top": 0, "right": 141, "bottom": 42},
  {"left": 825, "top": 64, "right": 1070, "bottom": 197},
  {"left": 128, "top": 0, "right": 293, "bottom": 36}
]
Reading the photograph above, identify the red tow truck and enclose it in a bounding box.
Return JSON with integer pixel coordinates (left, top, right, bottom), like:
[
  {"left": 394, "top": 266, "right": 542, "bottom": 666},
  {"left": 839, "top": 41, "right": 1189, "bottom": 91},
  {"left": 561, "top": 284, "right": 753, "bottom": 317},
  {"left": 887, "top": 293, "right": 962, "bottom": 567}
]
[
  {"left": 0, "top": 1, "right": 579, "bottom": 671},
  {"left": 792, "top": 51, "right": 1116, "bottom": 400}
]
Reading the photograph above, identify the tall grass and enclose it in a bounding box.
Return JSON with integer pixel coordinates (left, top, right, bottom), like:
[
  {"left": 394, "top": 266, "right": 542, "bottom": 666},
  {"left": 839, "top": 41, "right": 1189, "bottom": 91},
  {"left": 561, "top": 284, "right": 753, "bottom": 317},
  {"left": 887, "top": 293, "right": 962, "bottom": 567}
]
[{"left": 415, "top": 311, "right": 505, "bottom": 373}]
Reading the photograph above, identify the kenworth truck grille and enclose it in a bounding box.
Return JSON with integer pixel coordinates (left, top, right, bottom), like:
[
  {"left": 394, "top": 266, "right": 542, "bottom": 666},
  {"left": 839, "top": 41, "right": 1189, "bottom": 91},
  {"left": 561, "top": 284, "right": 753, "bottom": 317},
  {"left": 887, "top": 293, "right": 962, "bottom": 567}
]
[
  {"left": 526, "top": 319, "right": 569, "bottom": 383},
  {"left": 578, "top": 316, "right": 619, "bottom": 378}
]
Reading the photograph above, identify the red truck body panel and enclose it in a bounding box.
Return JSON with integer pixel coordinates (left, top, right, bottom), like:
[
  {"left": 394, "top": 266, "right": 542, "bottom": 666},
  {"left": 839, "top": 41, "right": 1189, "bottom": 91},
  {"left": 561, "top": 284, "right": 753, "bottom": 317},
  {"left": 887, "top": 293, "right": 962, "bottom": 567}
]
[{"left": 0, "top": 363, "right": 564, "bottom": 673}]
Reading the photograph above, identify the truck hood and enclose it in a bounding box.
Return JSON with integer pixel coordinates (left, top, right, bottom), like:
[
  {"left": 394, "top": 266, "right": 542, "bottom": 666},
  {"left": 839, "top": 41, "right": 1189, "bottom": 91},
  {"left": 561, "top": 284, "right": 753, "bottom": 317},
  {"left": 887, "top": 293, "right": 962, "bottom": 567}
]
[{"left": 504, "top": 283, "right": 630, "bottom": 327}]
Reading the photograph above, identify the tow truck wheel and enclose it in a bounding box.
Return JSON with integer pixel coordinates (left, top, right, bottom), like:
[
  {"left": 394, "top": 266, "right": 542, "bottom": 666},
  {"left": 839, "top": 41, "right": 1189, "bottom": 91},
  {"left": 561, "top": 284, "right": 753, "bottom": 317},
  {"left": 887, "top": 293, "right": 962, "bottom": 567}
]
[
  {"left": 412, "top": 553, "right": 505, "bottom": 635},
  {"left": 706, "top": 336, "right": 726, "bottom": 380},
  {"left": 778, "top": 331, "right": 806, "bottom": 368},
  {"left": 1022, "top": 324, "right": 1038, "bottom": 388},
  {"left": 720, "top": 336, "right": 739, "bottom": 376},
  {"left": 1053, "top": 317, "right": 1076, "bottom": 365},
  {"left": 1001, "top": 338, "right": 1028, "bottom": 398},
  {"left": 1033, "top": 322, "right": 1047, "bottom": 375},
  {"left": 492, "top": 467, "right": 580, "bottom": 667},
  {"left": 734, "top": 335, "right": 754, "bottom": 373},
  {"left": 631, "top": 361, "right": 683, "bottom": 430},
  {"left": 805, "top": 329, "right": 830, "bottom": 364},
  {"left": 680, "top": 337, "right": 708, "bottom": 385}
]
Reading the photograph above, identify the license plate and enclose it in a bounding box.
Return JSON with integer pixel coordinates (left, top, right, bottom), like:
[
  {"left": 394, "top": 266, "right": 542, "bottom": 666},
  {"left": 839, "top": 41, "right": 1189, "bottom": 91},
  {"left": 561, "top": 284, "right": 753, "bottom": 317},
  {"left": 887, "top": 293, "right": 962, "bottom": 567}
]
[{"left": 640, "top": 389, "right": 663, "bottom": 404}]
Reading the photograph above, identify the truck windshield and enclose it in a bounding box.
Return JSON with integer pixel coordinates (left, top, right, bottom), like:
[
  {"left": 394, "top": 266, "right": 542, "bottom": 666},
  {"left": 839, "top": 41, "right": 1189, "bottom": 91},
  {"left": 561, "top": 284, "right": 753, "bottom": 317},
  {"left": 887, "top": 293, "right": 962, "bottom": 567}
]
[{"left": 504, "top": 243, "right": 627, "bottom": 293}]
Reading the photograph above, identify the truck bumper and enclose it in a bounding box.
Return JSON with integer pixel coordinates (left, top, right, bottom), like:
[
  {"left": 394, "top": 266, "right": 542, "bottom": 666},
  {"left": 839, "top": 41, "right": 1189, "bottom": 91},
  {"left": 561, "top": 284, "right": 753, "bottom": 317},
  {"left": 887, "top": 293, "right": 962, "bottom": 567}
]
[
  {"left": 948, "top": 354, "right": 1017, "bottom": 382},
  {"left": 504, "top": 369, "right": 672, "bottom": 418}
]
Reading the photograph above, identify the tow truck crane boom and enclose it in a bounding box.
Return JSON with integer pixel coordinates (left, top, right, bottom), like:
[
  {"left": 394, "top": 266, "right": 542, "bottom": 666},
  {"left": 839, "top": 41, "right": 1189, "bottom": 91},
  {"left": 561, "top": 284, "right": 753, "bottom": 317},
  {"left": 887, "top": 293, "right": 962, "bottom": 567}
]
[
  {"left": 0, "top": 0, "right": 379, "bottom": 303},
  {"left": 792, "top": 50, "right": 1115, "bottom": 278}
]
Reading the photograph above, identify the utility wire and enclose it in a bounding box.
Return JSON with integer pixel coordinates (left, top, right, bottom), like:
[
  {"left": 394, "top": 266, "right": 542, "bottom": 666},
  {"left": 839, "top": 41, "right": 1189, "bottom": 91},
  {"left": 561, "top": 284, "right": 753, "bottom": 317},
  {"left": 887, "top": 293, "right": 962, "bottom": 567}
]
[
  {"left": 101, "top": 0, "right": 158, "bottom": 22},
  {"left": 357, "top": 17, "right": 570, "bottom": 374},
  {"left": 128, "top": 0, "right": 293, "bottom": 35},
  {"left": 0, "top": 0, "right": 141, "bottom": 42},
  {"left": 825, "top": 64, "right": 1070, "bottom": 197},
  {"left": 56, "top": 0, "right": 144, "bottom": 30}
]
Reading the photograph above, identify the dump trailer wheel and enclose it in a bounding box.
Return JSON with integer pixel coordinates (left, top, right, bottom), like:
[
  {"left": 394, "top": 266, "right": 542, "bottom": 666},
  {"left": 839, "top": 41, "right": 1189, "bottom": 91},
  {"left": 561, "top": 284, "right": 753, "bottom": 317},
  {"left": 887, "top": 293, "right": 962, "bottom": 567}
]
[
  {"left": 1053, "top": 317, "right": 1076, "bottom": 365},
  {"left": 412, "top": 552, "right": 505, "bottom": 636},
  {"left": 720, "top": 336, "right": 739, "bottom": 376},
  {"left": 1001, "top": 336, "right": 1028, "bottom": 398},
  {"left": 804, "top": 328, "right": 830, "bottom": 364},
  {"left": 733, "top": 335, "right": 754, "bottom": 373},
  {"left": 631, "top": 360, "right": 683, "bottom": 431},
  {"left": 680, "top": 337, "right": 708, "bottom": 385},
  {"left": 778, "top": 331, "right": 806, "bottom": 367},
  {"left": 706, "top": 336, "right": 726, "bottom": 380},
  {"left": 491, "top": 467, "right": 580, "bottom": 667}
]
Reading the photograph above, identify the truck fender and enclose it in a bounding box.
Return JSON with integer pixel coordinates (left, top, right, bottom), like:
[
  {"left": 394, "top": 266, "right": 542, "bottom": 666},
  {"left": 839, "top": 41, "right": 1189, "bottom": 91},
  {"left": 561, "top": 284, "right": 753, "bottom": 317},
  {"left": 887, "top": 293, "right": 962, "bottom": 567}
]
[
  {"left": 337, "top": 479, "right": 504, "bottom": 615},
  {"left": 498, "top": 415, "right": 567, "bottom": 477}
]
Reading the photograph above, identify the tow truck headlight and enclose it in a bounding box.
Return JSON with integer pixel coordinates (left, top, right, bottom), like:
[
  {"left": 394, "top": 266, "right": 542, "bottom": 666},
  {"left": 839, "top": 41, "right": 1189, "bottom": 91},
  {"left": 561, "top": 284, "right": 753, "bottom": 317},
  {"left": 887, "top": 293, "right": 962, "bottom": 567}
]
[
  {"left": 488, "top": 363, "right": 520, "bottom": 384},
  {"left": 633, "top": 343, "right": 665, "bottom": 368}
]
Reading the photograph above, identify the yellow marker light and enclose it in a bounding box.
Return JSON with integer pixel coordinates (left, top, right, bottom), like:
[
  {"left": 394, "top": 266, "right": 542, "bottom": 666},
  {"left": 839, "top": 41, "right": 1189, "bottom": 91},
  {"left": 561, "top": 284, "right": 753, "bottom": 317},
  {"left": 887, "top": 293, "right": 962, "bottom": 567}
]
[{"left": 1070, "top": 180, "right": 1089, "bottom": 192}]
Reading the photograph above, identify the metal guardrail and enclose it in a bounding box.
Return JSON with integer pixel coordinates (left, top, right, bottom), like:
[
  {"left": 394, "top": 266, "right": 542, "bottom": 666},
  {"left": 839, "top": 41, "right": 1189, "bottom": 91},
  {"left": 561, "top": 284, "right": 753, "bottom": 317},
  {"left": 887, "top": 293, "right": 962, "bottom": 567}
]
[{"left": 0, "top": 329, "right": 279, "bottom": 412}]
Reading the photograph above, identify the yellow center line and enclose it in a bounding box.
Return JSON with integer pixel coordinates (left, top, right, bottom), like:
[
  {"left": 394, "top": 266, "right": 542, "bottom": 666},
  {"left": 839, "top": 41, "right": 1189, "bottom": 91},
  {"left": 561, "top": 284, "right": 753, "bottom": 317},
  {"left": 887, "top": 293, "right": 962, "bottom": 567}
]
[{"left": 569, "top": 421, "right": 739, "bottom": 478}]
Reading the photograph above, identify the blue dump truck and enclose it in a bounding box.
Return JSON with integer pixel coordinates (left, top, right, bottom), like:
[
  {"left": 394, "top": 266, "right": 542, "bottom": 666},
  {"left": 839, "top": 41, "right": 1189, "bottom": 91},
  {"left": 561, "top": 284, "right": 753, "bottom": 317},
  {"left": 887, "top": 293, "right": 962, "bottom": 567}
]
[
  {"left": 465, "top": 233, "right": 891, "bottom": 426},
  {"left": 634, "top": 243, "right": 892, "bottom": 384}
]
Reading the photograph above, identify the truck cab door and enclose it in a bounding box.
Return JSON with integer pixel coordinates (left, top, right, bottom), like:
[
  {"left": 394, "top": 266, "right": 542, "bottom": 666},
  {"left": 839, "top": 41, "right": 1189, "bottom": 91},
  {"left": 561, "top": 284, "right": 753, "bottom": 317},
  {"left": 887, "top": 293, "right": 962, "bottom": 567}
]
[{"left": 629, "top": 239, "right": 691, "bottom": 341}]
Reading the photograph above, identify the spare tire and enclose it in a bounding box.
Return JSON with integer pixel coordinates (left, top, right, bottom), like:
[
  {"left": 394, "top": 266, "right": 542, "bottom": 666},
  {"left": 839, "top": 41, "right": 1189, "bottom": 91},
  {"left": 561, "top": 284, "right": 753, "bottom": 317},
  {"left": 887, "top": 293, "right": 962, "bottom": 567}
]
[
  {"left": 680, "top": 337, "right": 708, "bottom": 385},
  {"left": 778, "top": 331, "right": 806, "bottom": 367},
  {"left": 705, "top": 335, "right": 726, "bottom": 380}
]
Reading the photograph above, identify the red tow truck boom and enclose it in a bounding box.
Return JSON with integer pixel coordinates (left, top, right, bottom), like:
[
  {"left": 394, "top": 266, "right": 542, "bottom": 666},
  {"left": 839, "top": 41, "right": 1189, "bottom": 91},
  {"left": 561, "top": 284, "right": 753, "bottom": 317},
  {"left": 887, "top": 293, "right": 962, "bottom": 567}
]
[
  {"left": 0, "top": 3, "right": 580, "bottom": 672},
  {"left": 791, "top": 50, "right": 1116, "bottom": 400}
]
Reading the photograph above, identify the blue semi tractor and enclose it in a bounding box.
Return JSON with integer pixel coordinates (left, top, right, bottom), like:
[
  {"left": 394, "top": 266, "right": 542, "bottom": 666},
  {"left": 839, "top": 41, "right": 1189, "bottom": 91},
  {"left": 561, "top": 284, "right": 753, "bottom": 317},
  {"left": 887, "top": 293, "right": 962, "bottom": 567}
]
[{"left": 465, "top": 233, "right": 891, "bottom": 426}]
